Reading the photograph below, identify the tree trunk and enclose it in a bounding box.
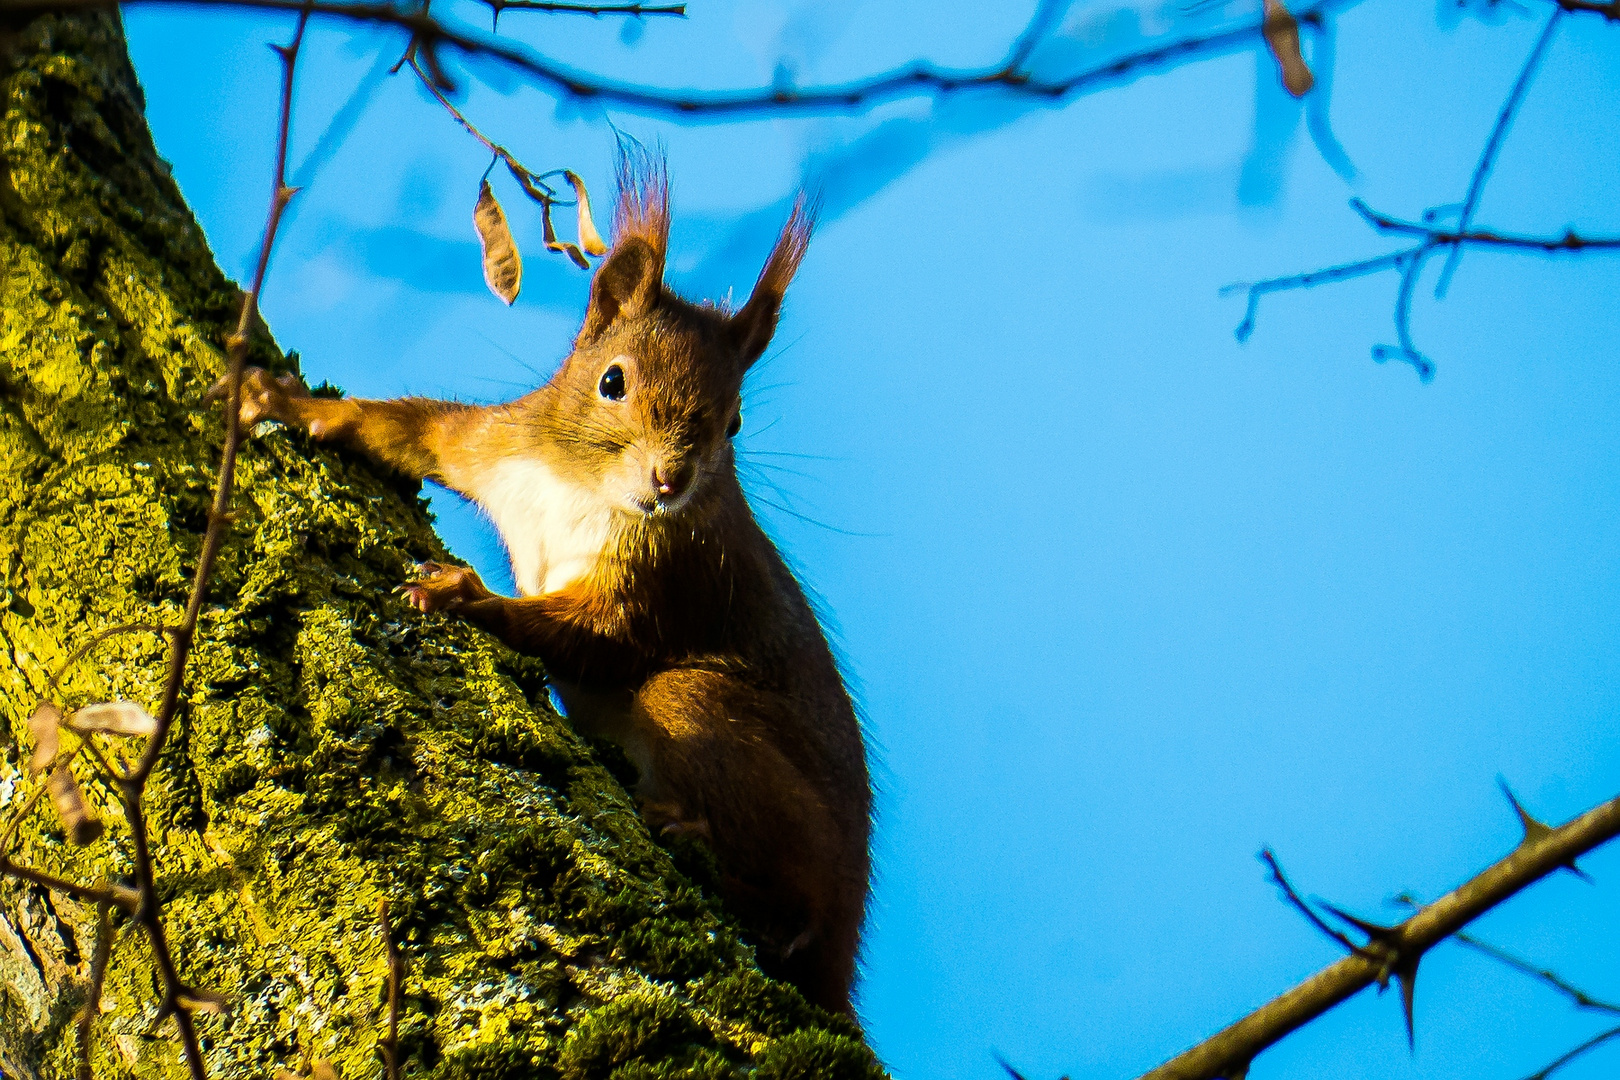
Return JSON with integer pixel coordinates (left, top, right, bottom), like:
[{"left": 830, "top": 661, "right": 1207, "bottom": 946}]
[{"left": 0, "top": 11, "right": 883, "bottom": 1079}]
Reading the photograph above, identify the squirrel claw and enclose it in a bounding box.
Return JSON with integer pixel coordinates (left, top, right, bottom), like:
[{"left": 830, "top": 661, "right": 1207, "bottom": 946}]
[
  {"left": 400, "top": 562, "right": 486, "bottom": 614},
  {"left": 205, "top": 367, "right": 310, "bottom": 429}
]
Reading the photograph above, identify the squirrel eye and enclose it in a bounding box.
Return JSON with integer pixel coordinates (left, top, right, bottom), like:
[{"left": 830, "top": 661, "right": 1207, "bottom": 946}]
[
  {"left": 726, "top": 410, "right": 742, "bottom": 439},
  {"left": 598, "top": 364, "right": 627, "bottom": 401}
]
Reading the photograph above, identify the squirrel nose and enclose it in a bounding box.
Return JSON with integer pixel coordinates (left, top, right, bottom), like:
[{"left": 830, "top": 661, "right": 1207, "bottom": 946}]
[{"left": 654, "top": 461, "right": 692, "bottom": 499}]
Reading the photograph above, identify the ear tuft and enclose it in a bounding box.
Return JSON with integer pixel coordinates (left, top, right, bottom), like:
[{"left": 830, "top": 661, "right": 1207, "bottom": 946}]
[
  {"left": 730, "top": 195, "right": 815, "bottom": 369},
  {"left": 613, "top": 142, "right": 670, "bottom": 260},
  {"left": 577, "top": 143, "right": 670, "bottom": 343}
]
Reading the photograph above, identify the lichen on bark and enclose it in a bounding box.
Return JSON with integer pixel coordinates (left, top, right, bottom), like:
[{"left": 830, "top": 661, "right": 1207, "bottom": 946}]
[{"left": 0, "top": 11, "right": 885, "bottom": 1079}]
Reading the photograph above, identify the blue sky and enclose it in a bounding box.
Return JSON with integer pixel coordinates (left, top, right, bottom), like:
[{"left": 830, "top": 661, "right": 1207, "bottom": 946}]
[{"left": 123, "top": 2, "right": 1620, "bottom": 1078}]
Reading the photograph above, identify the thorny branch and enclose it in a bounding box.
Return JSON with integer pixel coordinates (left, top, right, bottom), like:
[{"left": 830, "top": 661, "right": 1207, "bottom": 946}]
[
  {"left": 0, "top": 9, "right": 312, "bottom": 1079},
  {"left": 1130, "top": 785, "right": 1620, "bottom": 1080},
  {"left": 1230, "top": 0, "right": 1619, "bottom": 381}
]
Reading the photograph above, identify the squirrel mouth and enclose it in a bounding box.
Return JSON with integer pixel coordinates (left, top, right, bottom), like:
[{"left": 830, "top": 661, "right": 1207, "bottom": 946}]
[{"left": 629, "top": 491, "right": 691, "bottom": 517}]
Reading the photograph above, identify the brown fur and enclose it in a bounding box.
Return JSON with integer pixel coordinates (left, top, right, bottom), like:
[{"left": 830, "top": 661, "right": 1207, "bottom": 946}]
[{"left": 223, "top": 155, "right": 869, "bottom": 1013}]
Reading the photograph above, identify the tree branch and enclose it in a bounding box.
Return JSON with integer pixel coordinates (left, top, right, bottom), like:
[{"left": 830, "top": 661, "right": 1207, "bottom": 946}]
[
  {"left": 1133, "top": 787, "right": 1620, "bottom": 1080},
  {"left": 1435, "top": 6, "right": 1564, "bottom": 296},
  {"left": 1, "top": 0, "right": 1357, "bottom": 117},
  {"left": 483, "top": 0, "right": 683, "bottom": 14},
  {"left": 1454, "top": 933, "right": 1620, "bottom": 1015}
]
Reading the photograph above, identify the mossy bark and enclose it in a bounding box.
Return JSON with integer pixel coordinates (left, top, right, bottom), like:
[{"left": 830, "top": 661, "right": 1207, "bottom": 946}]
[{"left": 0, "top": 12, "right": 884, "bottom": 1079}]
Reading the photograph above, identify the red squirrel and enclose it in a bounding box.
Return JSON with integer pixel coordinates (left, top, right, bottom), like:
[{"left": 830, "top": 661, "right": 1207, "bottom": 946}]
[{"left": 219, "top": 155, "right": 870, "bottom": 1014}]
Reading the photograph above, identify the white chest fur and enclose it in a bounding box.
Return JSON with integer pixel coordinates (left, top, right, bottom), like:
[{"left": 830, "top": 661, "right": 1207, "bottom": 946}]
[{"left": 471, "top": 457, "right": 616, "bottom": 596}]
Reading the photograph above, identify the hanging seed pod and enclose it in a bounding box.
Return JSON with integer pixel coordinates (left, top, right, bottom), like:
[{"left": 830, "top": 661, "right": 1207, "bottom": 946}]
[
  {"left": 48, "top": 766, "right": 103, "bottom": 846},
  {"left": 1263, "top": 0, "right": 1314, "bottom": 98},
  {"left": 474, "top": 179, "right": 522, "bottom": 305},
  {"left": 68, "top": 701, "right": 157, "bottom": 737},
  {"left": 29, "top": 699, "right": 62, "bottom": 775},
  {"left": 564, "top": 170, "right": 608, "bottom": 256},
  {"left": 542, "top": 199, "right": 591, "bottom": 269}
]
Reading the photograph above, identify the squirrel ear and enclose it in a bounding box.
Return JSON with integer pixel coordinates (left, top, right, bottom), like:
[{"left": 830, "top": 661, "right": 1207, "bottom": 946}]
[
  {"left": 579, "top": 237, "right": 663, "bottom": 342},
  {"left": 730, "top": 198, "right": 814, "bottom": 369}
]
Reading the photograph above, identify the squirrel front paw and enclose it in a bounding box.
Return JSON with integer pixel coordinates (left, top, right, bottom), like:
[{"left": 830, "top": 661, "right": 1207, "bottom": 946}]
[
  {"left": 205, "top": 367, "right": 311, "bottom": 429},
  {"left": 399, "top": 562, "right": 491, "bottom": 614}
]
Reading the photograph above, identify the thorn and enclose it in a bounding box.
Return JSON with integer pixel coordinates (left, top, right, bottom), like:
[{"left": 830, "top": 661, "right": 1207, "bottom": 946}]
[
  {"left": 1499, "top": 776, "right": 1553, "bottom": 844},
  {"left": 993, "top": 1053, "right": 1030, "bottom": 1080},
  {"left": 1498, "top": 777, "right": 1589, "bottom": 880},
  {"left": 1317, "top": 899, "right": 1398, "bottom": 944},
  {"left": 1395, "top": 956, "right": 1420, "bottom": 1050}
]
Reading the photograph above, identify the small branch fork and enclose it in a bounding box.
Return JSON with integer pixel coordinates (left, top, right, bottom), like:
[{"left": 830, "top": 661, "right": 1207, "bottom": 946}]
[
  {"left": 1131, "top": 784, "right": 1620, "bottom": 1080},
  {"left": 403, "top": 54, "right": 570, "bottom": 207},
  {"left": 12, "top": 0, "right": 1357, "bottom": 116},
  {"left": 0, "top": 10, "right": 312, "bottom": 1080},
  {"left": 1228, "top": 0, "right": 1617, "bottom": 381}
]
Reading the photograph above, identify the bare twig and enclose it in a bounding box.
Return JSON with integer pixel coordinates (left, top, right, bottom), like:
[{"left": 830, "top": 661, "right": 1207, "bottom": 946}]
[
  {"left": 1133, "top": 787, "right": 1620, "bottom": 1080},
  {"left": 1259, "top": 848, "right": 1362, "bottom": 955},
  {"left": 1557, "top": 0, "right": 1620, "bottom": 16},
  {"left": 0, "top": 10, "right": 321, "bottom": 1080},
  {"left": 1225, "top": 201, "right": 1620, "bottom": 382},
  {"left": 1439, "top": 931, "right": 1620, "bottom": 1080},
  {"left": 44, "top": 622, "right": 166, "bottom": 696},
  {"left": 404, "top": 55, "right": 566, "bottom": 206},
  {"left": 1229, "top": 0, "right": 1617, "bottom": 380},
  {"left": 0, "top": 858, "right": 139, "bottom": 910},
  {"left": 1454, "top": 933, "right": 1620, "bottom": 1015},
  {"left": 76, "top": 902, "right": 116, "bottom": 1080},
  {"left": 482, "top": 0, "right": 683, "bottom": 16},
  {"left": 1434, "top": 6, "right": 1564, "bottom": 296},
  {"left": 1354, "top": 199, "right": 1620, "bottom": 252},
  {"left": 1524, "top": 1026, "right": 1620, "bottom": 1080},
  {"left": 377, "top": 898, "right": 403, "bottom": 1080},
  {"left": 2, "top": 0, "right": 1358, "bottom": 118}
]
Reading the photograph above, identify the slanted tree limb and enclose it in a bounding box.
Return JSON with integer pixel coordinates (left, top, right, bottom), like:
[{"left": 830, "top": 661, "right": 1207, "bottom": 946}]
[{"left": 1134, "top": 789, "right": 1620, "bottom": 1080}]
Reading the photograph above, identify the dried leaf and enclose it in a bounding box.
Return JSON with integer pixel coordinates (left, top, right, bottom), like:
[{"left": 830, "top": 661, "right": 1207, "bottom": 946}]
[
  {"left": 1263, "top": 0, "right": 1314, "bottom": 97},
  {"left": 29, "top": 699, "right": 62, "bottom": 775},
  {"left": 48, "top": 766, "right": 103, "bottom": 846},
  {"left": 68, "top": 701, "right": 157, "bottom": 737},
  {"left": 565, "top": 170, "right": 608, "bottom": 256},
  {"left": 542, "top": 200, "right": 591, "bottom": 270},
  {"left": 311, "top": 1059, "right": 340, "bottom": 1080},
  {"left": 274, "top": 1071, "right": 304, "bottom": 1080},
  {"left": 177, "top": 987, "right": 232, "bottom": 1016},
  {"left": 474, "top": 179, "right": 522, "bottom": 305}
]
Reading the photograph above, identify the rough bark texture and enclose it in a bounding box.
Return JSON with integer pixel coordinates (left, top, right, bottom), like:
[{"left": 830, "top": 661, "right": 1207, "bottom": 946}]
[{"left": 0, "top": 11, "right": 884, "bottom": 1079}]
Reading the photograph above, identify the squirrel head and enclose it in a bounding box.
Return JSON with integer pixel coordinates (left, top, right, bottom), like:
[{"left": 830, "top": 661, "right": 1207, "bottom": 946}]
[{"left": 537, "top": 151, "right": 814, "bottom": 519}]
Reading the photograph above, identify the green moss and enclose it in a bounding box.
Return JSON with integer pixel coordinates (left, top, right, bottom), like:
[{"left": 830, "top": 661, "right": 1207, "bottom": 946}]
[{"left": 0, "top": 11, "right": 885, "bottom": 1080}]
